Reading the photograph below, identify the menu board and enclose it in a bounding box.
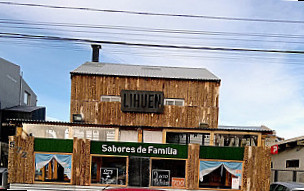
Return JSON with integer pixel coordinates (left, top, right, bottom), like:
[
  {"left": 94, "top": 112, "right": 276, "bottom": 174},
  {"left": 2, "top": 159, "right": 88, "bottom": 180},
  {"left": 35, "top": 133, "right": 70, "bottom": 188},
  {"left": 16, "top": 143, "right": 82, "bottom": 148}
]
[
  {"left": 151, "top": 169, "right": 170, "bottom": 186},
  {"left": 100, "top": 167, "right": 118, "bottom": 184}
]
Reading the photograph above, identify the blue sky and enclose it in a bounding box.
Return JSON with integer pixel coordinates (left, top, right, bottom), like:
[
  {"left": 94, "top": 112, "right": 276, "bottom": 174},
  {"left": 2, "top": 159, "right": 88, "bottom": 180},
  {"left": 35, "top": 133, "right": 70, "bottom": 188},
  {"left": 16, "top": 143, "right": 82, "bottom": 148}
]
[{"left": 1, "top": 0, "right": 304, "bottom": 139}]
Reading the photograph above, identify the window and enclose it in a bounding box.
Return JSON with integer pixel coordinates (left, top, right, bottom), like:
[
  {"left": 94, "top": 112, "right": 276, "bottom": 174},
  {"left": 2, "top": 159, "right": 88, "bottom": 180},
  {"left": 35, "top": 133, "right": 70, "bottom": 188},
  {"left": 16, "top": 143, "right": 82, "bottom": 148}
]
[
  {"left": 91, "top": 156, "right": 127, "bottom": 185},
  {"left": 199, "top": 160, "right": 243, "bottom": 190},
  {"left": 101, "top": 95, "right": 121, "bottom": 102},
  {"left": 34, "top": 153, "right": 72, "bottom": 183},
  {"left": 286, "top": 160, "right": 299, "bottom": 168},
  {"left": 166, "top": 132, "right": 210, "bottom": 145},
  {"left": 164, "top": 98, "right": 184, "bottom": 106},
  {"left": 214, "top": 134, "right": 258, "bottom": 147},
  {"left": 24, "top": 91, "right": 31, "bottom": 105},
  {"left": 128, "top": 156, "right": 150, "bottom": 187},
  {"left": 151, "top": 159, "right": 186, "bottom": 188}
]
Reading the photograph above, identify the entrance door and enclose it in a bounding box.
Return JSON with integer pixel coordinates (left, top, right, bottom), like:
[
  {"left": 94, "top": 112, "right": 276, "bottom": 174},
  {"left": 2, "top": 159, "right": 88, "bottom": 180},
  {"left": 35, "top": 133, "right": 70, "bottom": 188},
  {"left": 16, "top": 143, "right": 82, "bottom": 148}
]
[{"left": 128, "top": 156, "right": 150, "bottom": 187}]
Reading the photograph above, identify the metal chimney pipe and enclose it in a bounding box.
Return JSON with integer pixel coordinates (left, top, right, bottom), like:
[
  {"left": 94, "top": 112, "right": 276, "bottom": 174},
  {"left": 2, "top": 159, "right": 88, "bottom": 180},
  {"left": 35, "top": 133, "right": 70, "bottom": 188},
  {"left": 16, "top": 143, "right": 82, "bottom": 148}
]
[{"left": 91, "top": 44, "right": 101, "bottom": 62}]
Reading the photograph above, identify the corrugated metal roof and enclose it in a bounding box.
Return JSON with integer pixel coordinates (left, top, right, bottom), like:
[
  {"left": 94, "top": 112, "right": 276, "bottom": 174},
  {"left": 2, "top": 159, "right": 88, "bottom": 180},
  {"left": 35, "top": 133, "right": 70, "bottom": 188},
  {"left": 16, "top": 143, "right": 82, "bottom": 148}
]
[
  {"left": 276, "top": 135, "right": 304, "bottom": 146},
  {"left": 71, "top": 62, "right": 220, "bottom": 81},
  {"left": 217, "top": 125, "right": 273, "bottom": 132}
]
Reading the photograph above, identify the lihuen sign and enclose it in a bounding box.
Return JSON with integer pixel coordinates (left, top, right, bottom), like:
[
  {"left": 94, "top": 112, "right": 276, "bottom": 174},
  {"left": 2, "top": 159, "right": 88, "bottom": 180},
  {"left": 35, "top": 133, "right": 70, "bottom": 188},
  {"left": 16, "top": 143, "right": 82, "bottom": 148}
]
[
  {"left": 121, "top": 90, "right": 164, "bottom": 113},
  {"left": 91, "top": 141, "right": 188, "bottom": 159}
]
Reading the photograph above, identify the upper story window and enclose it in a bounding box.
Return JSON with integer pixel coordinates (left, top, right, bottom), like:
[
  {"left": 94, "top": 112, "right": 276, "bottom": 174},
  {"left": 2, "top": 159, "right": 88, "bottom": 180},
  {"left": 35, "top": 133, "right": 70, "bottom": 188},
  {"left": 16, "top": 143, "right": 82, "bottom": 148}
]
[
  {"left": 164, "top": 98, "right": 184, "bottom": 106},
  {"left": 101, "top": 95, "right": 121, "bottom": 102},
  {"left": 286, "top": 160, "right": 299, "bottom": 168},
  {"left": 166, "top": 132, "right": 210, "bottom": 146},
  {"left": 24, "top": 91, "right": 31, "bottom": 105}
]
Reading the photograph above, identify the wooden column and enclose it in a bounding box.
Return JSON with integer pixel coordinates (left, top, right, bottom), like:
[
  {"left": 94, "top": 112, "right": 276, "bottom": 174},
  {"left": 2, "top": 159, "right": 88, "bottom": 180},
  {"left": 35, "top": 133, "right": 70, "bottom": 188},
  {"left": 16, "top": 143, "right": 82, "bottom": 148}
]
[
  {"left": 242, "top": 146, "right": 271, "bottom": 191},
  {"left": 24, "top": 136, "right": 34, "bottom": 183},
  {"left": 8, "top": 136, "right": 16, "bottom": 183},
  {"left": 73, "top": 137, "right": 91, "bottom": 185},
  {"left": 186, "top": 143, "right": 200, "bottom": 190},
  {"left": 137, "top": 128, "right": 143, "bottom": 142},
  {"left": 8, "top": 135, "right": 34, "bottom": 184}
]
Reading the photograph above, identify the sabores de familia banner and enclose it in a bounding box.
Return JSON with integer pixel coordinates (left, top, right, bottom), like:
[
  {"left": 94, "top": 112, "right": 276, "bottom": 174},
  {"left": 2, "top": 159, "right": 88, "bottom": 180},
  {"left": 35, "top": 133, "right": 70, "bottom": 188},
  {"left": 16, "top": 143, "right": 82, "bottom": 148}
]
[{"left": 91, "top": 141, "right": 188, "bottom": 159}]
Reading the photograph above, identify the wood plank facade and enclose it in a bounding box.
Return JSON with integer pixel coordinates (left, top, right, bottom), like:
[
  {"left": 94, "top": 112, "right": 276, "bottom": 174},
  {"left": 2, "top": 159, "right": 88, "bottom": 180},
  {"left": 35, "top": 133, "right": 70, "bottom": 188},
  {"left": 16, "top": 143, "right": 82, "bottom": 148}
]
[
  {"left": 8, "top": 135, "right": 271, "bottom": 191},
  {"left": 70, "top": 75, "right": 220, "bottom": 129}
]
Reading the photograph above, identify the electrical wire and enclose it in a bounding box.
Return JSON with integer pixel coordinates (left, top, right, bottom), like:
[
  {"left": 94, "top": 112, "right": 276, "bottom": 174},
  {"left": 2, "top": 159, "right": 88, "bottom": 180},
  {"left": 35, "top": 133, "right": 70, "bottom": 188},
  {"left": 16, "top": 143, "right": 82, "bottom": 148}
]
[
  {"left": 2, "top": 25, "right": 304, "bottom": 46},
  {"left": 1, "top": 18, "right": 304, "bottom": 39},
  {"left": 1, "top": 1, "right": 304, "bottom": 24},
  {"left": 1, "top": 32, "right": 304, "bottom": 54}
]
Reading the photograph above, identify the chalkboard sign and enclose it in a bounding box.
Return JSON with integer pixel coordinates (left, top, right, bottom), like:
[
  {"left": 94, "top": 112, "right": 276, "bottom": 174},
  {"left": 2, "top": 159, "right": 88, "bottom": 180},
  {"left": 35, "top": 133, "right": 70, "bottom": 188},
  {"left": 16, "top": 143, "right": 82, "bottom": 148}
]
[
  {"left": 100, "top": 167, "right": 118, "bottom": 184},
  {"left": 151, "top": 169, "right": 170, "bottom": 186}
]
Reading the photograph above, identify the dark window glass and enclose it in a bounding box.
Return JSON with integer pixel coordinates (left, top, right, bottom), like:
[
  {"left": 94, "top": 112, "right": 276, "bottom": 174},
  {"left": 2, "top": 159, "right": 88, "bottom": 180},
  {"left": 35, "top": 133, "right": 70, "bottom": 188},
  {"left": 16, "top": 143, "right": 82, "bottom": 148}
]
[
  {"left": 276, "top": 185, "right": 287, "bottom": 191},
  {"left": 166, "top": 132, "right": 210, "bottom": 145},
  {"left": 214, "top": 134, "right": 258, "bottom": 147},
  {"left": 286, "top": 160, "right": 299, "bottom": 168},
  {"left": 270, "top": 184, "right": 277, "bottom": 191},
  {"left": 128, "top": 156, "right": 150, "bottom": 187},
  {"left": 91, "top": 156, "right": 127, "bottom": 185},
  {"left": 151, "top": 159, "right": 186, "bottom": 187}
]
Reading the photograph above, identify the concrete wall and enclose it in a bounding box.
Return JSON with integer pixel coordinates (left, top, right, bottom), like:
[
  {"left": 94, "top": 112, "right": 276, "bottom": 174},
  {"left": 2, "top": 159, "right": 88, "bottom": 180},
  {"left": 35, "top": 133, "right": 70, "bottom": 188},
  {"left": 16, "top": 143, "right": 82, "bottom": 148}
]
[
  {"left": 272, "top": 146, "right": 304, "bottom": 182},
  {"left": 0, "top": 58, "right": 36, "bottom": 109}
]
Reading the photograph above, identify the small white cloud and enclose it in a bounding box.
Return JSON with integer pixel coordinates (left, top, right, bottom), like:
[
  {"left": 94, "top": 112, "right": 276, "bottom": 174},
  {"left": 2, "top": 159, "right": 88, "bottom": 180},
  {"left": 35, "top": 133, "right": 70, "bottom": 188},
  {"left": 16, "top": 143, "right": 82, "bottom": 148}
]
[{"left": 46, "top": 116, "right": 62, "bottom": 122}]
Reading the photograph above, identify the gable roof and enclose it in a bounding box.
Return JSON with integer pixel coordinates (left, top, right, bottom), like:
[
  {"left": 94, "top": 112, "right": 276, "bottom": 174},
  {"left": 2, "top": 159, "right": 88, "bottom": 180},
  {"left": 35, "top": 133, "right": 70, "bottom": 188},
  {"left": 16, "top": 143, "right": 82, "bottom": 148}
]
[{"left": 71, "top": 62, "right": 220, "bottom": 81}]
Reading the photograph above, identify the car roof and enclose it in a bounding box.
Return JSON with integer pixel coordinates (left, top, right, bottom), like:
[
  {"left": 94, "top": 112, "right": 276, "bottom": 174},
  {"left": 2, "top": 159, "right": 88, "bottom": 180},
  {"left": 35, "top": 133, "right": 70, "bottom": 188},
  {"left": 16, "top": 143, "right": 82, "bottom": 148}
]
[{"left": 272, "top": 182, "right": 304, "bottom": 189}]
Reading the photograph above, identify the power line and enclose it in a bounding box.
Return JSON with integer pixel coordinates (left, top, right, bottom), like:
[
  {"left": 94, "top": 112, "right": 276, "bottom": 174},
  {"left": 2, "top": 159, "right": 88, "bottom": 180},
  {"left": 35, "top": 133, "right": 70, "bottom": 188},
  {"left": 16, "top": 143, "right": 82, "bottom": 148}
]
[
  {"left": 1, "top": 18, "right": 304, "bottom": 40},
  {"left": 1, "top": 26, "right": 304, "bottom": 44},
  {"left": 1, "top": 1, "right": 304, "bottom": 24},
  {"left": 2, "top": 24, "right": 304, "bottom": 46},
  {"left": 1, "top": 32, "right": 304, "bottom": 54}
]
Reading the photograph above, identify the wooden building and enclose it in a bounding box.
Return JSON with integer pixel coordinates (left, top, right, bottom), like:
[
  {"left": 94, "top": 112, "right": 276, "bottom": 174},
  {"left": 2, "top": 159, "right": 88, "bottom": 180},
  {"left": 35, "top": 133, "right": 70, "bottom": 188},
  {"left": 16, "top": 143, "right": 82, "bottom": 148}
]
[
  {"left": 70, "top": 62, "right": 220, "bottom": 129},
  {"left": 8, "top": 48, "right": 273, "bottom": 190}
]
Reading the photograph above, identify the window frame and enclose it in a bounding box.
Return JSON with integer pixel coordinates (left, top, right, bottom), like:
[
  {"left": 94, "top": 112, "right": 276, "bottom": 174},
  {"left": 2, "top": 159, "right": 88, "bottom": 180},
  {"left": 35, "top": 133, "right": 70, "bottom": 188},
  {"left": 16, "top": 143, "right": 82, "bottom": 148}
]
[
  {"left": 24, "top": 91, "right": 31, "bottom": 105},
  {"left": 90, "top": 154, "right": 129, "bottom": 187},
  {"left": 33, "top": 151, "right": 73, "bottom": 185},
  {"left": 100, "top": 95, "right": 121, "bottom": 102},
  {"left": 164, "top": 98, "right": 185, "bottom": 106},
  {"left": 149, "top": 157, "right": 187, "bottom": 189},
  {"left": 197, "top": 159, "right": 244, "bottom": 190},
  {"left": 286, "top": 159, "right": 299, "bottom": 168}
]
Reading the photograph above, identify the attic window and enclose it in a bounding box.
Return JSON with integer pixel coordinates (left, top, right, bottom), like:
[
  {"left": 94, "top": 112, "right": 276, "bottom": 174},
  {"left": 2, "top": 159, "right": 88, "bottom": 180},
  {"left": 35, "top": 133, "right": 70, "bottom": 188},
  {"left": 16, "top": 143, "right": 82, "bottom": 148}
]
[{"left": 101, "top": 95, "right": 121, "bottom": 102}]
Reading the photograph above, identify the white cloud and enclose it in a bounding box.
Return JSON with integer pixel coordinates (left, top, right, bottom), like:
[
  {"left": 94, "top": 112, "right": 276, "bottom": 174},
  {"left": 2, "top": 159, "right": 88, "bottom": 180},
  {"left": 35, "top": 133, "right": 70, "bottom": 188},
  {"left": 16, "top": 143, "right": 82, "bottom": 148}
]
[{"left": 1, "top": 0, "right": 304, "bottom": 139}]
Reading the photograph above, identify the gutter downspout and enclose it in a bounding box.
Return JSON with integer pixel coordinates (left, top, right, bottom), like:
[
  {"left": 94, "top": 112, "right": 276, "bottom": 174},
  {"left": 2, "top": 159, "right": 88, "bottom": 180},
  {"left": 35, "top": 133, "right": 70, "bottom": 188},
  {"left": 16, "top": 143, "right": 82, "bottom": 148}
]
[{"left": 19, "top": 71, "right": 23, "bottom": 106}]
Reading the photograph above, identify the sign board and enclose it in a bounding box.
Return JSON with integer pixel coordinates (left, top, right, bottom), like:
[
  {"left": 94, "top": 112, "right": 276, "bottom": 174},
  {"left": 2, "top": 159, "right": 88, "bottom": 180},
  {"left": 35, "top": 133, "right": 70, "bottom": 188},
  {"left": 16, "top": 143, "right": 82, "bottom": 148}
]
[
  {"left": 151, "top": 169, "right": 170, "bottom": 186},
  {"left": 172, "top": 177, "right": 185, "bottom": 188},
  {"left": 121, "top": 90, "right": 164, "bottom": 113},
  {"left": 271, "top": 145, "right": 279, "bottom": 155},
  {"left": 100, "top": 167, "right": 118, "bottom": 184},
  {"left": 91, "top": 141, "right": 188, "bottom": 159},
  {"left": 232, "top": 177, "right": 240, "bottom": 189}
]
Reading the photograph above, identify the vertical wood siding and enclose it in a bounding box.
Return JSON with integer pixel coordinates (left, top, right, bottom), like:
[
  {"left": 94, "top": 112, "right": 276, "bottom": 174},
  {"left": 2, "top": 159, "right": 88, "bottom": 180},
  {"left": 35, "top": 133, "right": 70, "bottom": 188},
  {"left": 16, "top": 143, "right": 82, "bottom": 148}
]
[{"left": 70, "top": 75, "right": 220, "bottom": 128}]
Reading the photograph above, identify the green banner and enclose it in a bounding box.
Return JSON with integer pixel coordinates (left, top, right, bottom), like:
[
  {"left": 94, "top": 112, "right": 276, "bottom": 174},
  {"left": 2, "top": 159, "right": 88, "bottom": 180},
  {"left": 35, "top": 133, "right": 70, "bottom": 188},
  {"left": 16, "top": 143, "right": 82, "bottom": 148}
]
[
  {"left": 34, "top": 138, "right": 73, "bottom": 153},
  {"left": 200, "top": 146, "right": 244, "bottom": 161},
  {"left": 91, "top": 141, "right": 188, "bottom": 159}
]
